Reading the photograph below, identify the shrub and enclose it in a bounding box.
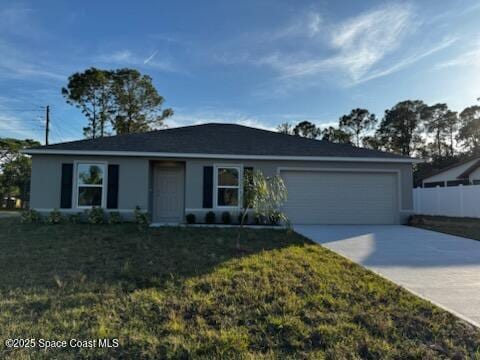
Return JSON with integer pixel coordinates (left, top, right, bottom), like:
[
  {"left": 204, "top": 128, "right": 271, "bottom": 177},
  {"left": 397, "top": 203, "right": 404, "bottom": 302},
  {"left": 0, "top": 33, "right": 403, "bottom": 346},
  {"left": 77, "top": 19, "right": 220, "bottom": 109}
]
[
  {"left": 108, "top": 211, "right": 123, "bottom": 224},
  {"left": 46, "top": 209, "right": 63, "bottom": 224},
  {"left": 269, "top": 210, "right": 282, "bottom": 225},
  {"left": 134, "top": 206, "right": 150, "bottom": 226},
  {"left": 238, "top": 212, "right": 248, "bottom": 225},
  {"left": 68, "top": 213, "right": 82, "bottom": 224},
  {"left": 20, "top": 209, "right": 40, "bottom": 224},
  {"left": 205, "top": 211, "right": 216, "bottom": 224},
  {"left": 86, "top": 207, "right": 105, "bottom": 224},
  {"left": 221, "top": 211, "right": 231, "bottom": 224},
  {"left": 254, "top": 214, "right": 267, "bottom": 225},
  {"left": 186, "top": 213, "right": 196, "bottom": 224}
]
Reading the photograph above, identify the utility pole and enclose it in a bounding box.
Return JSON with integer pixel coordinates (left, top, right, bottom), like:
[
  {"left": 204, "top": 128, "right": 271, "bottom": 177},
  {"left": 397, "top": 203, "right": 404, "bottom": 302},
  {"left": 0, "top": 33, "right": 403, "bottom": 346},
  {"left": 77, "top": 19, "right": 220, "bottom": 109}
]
[{"left": 45, "top": 105, "right": 50, "bottom": 145}]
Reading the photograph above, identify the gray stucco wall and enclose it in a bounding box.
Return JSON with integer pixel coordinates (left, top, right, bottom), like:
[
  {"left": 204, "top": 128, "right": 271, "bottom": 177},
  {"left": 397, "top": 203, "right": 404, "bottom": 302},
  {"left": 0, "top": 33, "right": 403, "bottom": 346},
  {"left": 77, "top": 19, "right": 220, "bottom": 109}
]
[
  {"left": 30, "top": 154, "right": 413, "bottom": 223},
  {"left": 30, "top": 155, "right": 150, "bottom": 214},
  {"left": 185, "top": 158, "right": 413, "bottom": 223}
]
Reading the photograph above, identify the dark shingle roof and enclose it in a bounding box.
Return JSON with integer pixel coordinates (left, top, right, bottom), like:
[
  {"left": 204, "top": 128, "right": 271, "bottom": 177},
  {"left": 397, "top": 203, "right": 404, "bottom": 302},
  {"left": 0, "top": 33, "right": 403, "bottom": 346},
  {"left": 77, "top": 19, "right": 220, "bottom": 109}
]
[
  {"left": 458, "top": 159, "right": 480, "bottom": 179},
  {"left": 28, "top": 123, "right": 412, "bottom": 160}
]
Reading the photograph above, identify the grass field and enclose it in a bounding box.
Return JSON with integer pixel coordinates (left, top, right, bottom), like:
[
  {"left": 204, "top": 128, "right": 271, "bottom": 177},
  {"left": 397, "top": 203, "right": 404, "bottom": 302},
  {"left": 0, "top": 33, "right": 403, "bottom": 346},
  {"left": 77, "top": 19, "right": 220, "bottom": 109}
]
[
  {"left": 0, "top": 218, "right": 479, "bottom": 359},
  {"left": 410, "top": 215, "right": 480, "bottom": 241}
]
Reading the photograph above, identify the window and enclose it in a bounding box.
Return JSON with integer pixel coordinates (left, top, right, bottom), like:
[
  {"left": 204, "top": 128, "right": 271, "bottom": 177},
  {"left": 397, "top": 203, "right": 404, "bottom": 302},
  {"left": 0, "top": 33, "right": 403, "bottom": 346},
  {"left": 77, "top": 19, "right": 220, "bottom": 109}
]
[
  {"left": 446, "top": 179, "right": 470, "bottom": 187},
  {"left": 216, "top": 166, "right": 241, "bottom": 207},
  {"left": 76, "top": 163, "right": 105, "bottom": 207},
  {"left": 473, "top": 180, "right": 480, "bottom": 185},
  {"left": 423, "top": 181, "right": 445, "bottom": 188}
]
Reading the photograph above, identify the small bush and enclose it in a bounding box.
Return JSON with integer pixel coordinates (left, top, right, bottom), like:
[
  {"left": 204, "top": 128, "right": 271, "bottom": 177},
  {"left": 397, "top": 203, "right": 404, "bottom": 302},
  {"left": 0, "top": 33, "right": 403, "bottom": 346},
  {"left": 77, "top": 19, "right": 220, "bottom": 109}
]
[
  {"left": 269, "top": 211, "right": 282, "bottom": 225},
  {"left": 86, "top": 207, "right": 105, "bottom": 224},
  {"left": 186, "top": 213, "right": 196, "bottom": 224},
  {"left": 134, "top": 206, "right": 150, "bottom": 227},
  {"left": 238, "top": 212, "right": 248, "bottom": 225},
  {"left": 254, "top": 214, "right": 267, "bottom": 225},
  {"left": 108, "top": 211, "right": 123, "bottom": 224},
  {"left": 68, "top": 213, "right": 82, "bottom": 224},
  {"left": 221, "top": 211, "right": 231, "bottom": 224},
  {"left": 20, "top": 209, "right": 40, "bottom": 224},
  {"left": 46, "top": 209, "right": 63, "bottom": 224},
  {"left": 205, "top": 211, "right": 216, "bottom": 224}
]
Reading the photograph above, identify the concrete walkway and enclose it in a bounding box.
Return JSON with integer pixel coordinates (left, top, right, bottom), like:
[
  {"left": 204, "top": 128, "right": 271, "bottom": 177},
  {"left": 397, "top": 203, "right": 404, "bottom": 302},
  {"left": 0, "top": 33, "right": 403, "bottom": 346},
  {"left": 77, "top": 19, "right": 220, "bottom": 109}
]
[{"left": 294, "top": 225, "right": 480, "bottom": 327}]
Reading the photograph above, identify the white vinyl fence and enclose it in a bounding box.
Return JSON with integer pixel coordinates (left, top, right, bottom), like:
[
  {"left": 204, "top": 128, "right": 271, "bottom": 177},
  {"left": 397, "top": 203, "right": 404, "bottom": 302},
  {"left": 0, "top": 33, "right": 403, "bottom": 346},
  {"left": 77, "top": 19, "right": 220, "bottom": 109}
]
[{"left": 413, "top": 185, "right": 480, "bottom": 218}]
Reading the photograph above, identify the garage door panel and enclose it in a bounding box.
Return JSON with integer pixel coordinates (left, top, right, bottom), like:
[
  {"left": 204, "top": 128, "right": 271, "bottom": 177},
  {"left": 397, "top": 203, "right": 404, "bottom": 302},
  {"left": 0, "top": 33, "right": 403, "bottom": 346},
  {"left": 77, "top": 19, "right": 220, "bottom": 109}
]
[{"left": 281, "top": 171, "right": 398, "bottom": 224}]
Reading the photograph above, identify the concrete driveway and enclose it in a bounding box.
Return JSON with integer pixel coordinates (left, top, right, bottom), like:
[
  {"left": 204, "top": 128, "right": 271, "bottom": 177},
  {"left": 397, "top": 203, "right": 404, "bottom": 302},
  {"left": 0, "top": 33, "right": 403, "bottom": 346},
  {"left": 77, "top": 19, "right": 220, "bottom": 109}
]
[{"left": 294, "top": 225, "right": 480, "bottom": 327}]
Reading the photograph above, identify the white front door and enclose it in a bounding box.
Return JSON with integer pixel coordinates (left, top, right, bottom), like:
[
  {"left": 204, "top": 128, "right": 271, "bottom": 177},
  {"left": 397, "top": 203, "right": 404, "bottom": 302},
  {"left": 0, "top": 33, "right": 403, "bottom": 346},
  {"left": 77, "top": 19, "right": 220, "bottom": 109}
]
[{"left": 154, "top": 165, "right": 185, "bottom": 223}]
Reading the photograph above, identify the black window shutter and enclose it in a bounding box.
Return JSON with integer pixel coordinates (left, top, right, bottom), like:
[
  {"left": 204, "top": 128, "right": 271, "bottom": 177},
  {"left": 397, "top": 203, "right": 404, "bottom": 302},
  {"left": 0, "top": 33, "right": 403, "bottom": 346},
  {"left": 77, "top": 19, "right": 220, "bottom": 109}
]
[
  {"left": 243, "top": 167, "right": 253, "bottom": 208},
  {"left": 203, "top": 166, "right": 213, "bottom": 208},
  {"left": 107, "top": 164, "right": 119, "bottom": 209},
  {"left": 60, "top": 163, "right": 73, "bottom": 208}
]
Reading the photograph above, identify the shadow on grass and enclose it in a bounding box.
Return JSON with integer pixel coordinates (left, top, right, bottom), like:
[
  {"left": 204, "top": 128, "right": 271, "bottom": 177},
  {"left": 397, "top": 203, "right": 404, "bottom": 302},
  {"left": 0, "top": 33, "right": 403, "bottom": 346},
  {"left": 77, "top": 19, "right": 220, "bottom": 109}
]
[{"left": 0, "top": 218, "right": 309, "bottom": 292}]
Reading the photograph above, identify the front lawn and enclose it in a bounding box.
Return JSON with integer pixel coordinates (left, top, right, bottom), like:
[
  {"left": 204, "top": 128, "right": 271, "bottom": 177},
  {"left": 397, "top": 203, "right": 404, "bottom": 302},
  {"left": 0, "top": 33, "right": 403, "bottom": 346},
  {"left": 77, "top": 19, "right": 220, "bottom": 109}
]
[
  {"left": 0, "top": 219, "right": 479, "bottom": 359},
  {"left": 410, "top": 215, "right": 480, "bottom": 241}
]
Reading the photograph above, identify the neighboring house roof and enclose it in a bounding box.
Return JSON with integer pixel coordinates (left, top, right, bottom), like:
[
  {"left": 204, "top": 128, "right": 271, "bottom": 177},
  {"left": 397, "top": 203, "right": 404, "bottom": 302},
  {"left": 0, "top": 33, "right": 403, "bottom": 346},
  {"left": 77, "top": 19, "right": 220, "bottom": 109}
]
[
  {"left": 25, "top": 123, "right": 418, "bottom": 162},
  {"left": 421, "top": 156, "right": 480, "bottom": 181},
  {"left": 457, "top": 159, "right": 480, "bottom": 179}
]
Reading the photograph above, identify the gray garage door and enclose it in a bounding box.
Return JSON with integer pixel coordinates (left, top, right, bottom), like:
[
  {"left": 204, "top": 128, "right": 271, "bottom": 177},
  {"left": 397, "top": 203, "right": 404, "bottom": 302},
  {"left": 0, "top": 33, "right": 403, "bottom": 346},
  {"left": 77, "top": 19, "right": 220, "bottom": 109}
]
[{"left": 281, "top": 170, "right": 398, "bottom": 224}]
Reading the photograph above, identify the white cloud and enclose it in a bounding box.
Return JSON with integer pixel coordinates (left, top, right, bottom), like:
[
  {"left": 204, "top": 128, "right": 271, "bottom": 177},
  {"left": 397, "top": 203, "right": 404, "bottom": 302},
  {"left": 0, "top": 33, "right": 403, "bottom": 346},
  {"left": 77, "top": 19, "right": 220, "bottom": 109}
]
[
  {"left": 0, "top": 4, "right": 65, "bottom": 81},
  {"left": 144, "top": 50, "right": 158, "bottom": 64},
  {"left": 94, "top": 49, "right": 178, "bottom": 72},
  {"left": 263, "top": 3, "right": 415, "bottom": 83},
  {"left": 435, "top": 48, "right": 480, "bottom": 69},
  {"left": 0, "top": 112, "right": 43, "bottom": 140},
  {"left": 0, "top": 40, "right": 65, "bottom": 81},
  {"left": 245, "top": 3, "right": 459, "bottom": 93},
  {"left": 263, "top": 11, "right": 323, "bottom": 41},
  {"left": 357, "top": 37, "right": 457, "bottom": 83}
]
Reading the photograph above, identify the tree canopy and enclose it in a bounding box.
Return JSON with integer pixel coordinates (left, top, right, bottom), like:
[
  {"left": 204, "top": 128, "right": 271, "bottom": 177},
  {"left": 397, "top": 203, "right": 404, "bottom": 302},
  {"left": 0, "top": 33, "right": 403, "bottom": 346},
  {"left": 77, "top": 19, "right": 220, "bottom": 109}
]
[
  {"left": 62, "top": 68, "right": 115, "bottom": 139},
  {"left": 458, "top": 105, "right": 480, "bottom": 154},
  {"left": 375, "top": 100, "right": 428, "bottom": 156},
  {"left": 339, "top": 108, "right": 377, "bottom": 147},
  {"left": 320, "top": 126, "right": 352, "bottom": 144},
  {"left": 293, "top": 121, "right": 320, "bottom": 139},
  {"left": 63, "top": 67, "right": 173, "bottom": 138},
  {"left": 0, "top": 138, "right": 41, "bottom": 208},
  {"left": 111, "top": 69, "right": 173, "bottom": 134}
]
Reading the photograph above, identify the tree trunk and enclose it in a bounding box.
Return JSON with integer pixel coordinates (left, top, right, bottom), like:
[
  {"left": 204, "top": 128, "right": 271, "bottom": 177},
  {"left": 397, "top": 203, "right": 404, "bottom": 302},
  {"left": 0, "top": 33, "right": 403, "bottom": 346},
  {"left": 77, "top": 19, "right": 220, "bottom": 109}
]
[{"left": 236, "top": 210, "right": 249, "bottom": 250}]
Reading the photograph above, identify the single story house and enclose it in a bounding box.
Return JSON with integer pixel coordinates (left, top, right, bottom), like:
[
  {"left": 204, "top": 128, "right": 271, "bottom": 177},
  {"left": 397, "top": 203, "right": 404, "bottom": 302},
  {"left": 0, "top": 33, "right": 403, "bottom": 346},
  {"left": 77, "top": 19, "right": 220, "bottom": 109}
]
[
  {"left": 421, "top": 156, "right": 480, "bottom": 188},
  {"left": 24, "top": 123, "right": 419, "bottom": 224}
]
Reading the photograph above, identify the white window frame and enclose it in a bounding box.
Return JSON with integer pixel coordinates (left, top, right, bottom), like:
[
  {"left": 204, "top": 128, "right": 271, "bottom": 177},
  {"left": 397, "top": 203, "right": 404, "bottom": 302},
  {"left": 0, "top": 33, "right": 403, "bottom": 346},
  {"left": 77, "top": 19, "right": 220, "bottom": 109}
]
[
  {"left": 73, "top": 161, "right": 108, "bottom": 209},
  {"left": 214, "top": 164, "right": 243, "bottom": 209}
]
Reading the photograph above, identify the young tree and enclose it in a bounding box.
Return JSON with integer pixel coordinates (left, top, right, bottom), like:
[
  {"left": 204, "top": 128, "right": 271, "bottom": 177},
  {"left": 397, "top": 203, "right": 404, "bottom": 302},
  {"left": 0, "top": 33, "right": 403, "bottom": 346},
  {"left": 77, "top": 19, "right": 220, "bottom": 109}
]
[
  {"left": 457, "top": 105, "right": 480, "bottom": 154},
  {"left": 339, "top": 108, "right": 377, "bottom": 147},
  {"left": 320, "top": 126, "right": 352, "bottom": 144},
  {"left": 293, "top": 121, "right": 320, "bottom": 139},
  {"left": 277, "top": 122, "right": 293, "bottom": 135},
  {"left": 376, "top": 100, "right": 428, "bottom": 156},
  {"left": 237, "top": 170, "right": 288, "bottom": 249},
  {"left": 62, "top": 68, "right": 115, "bottom": 138},
  {"left": 111, "top": 68, "right": 173, "bottom": 134}
]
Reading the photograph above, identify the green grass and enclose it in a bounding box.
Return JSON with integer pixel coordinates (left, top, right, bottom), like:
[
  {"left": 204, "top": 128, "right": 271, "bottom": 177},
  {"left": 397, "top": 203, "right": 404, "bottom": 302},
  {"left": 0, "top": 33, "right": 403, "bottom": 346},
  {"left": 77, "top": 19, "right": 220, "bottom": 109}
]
[
  {"left": 410, "top": 215, "right": 480, "bottom": 241},
  {"left": 0, "top": 219, "right": 479, "bottom": 359}
]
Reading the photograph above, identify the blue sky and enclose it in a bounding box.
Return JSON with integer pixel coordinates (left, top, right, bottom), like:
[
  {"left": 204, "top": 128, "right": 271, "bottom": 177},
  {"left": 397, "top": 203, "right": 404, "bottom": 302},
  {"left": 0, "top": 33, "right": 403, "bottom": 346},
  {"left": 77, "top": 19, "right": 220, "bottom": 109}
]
[{"left": 1, "top": 0, "right": 479, "bottom": 144}]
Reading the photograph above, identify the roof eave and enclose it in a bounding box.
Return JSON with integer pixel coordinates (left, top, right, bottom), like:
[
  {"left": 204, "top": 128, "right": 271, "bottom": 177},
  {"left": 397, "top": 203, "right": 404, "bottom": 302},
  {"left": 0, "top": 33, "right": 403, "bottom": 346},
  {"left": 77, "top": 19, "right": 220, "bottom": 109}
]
[{"left": 22, "top": 149, "right": 422, "bottom": 163}]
